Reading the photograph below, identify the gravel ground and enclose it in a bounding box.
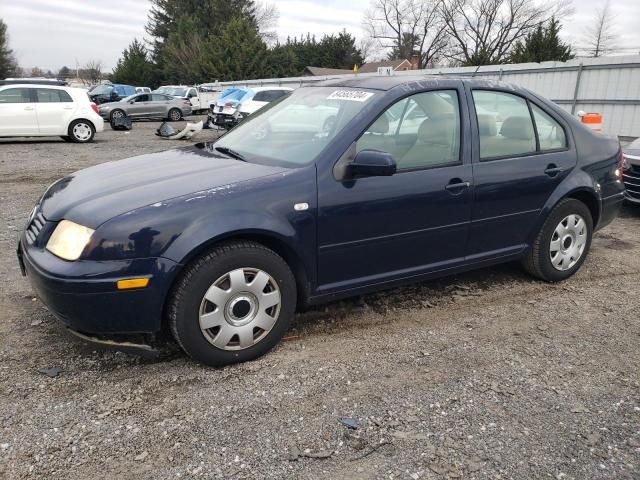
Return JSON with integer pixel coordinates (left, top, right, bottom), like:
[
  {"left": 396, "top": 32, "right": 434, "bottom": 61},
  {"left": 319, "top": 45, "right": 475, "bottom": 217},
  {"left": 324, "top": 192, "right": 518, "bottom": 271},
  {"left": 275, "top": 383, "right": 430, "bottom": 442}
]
[{"left": 0, "top": 119, "right": 639, "bottom": 480}]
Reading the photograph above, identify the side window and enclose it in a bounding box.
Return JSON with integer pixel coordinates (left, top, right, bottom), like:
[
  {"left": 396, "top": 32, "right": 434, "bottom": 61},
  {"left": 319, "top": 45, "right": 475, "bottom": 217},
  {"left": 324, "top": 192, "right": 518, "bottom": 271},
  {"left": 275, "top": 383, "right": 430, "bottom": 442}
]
[
  {"left": 472, "top": 90, "right": 536, "bottom": 160},
  {"left": 253, "top": 91, "right": 270, "bottom": 102},
  {"left": 0, "top": 88, "right": 32, "bottom": 103},
  {"left": 136, "top": 94, "right": 150, "bottom": 102},
  {"left": 356, "top": 90, "right": 461, "bottom": 170},
  {"left": 188, "top": 89, "right": 197, "bottom": 98},
  {"left": 35, "top": 89, "right": 72, "bottom": 103},
  {"left": 151, "top": 94, "right": 167, "bottom": 102},
  {"left": 531, "top": 104, "right": 566, "bottom": 151}
]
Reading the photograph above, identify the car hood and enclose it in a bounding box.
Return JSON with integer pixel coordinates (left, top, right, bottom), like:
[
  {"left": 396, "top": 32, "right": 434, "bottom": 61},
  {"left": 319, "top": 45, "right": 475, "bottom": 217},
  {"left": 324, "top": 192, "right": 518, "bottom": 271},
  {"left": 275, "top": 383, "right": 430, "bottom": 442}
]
[{"left": 40, "top": 143, "right": 287, "bottom": 228}]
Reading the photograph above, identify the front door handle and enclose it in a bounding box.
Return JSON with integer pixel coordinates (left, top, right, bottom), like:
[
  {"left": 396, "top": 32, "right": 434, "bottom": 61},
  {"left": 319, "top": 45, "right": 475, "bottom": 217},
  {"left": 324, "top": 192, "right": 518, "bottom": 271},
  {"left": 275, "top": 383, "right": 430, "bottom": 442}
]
[
  {"left": 24, "top": 106, "right": 35, "bottom": 111},
  {"left": 544, "top": 164, "right": 563, "bottom": 177},
  {"left": 445, "top": 179, "right": 471, "bottom": 193}
]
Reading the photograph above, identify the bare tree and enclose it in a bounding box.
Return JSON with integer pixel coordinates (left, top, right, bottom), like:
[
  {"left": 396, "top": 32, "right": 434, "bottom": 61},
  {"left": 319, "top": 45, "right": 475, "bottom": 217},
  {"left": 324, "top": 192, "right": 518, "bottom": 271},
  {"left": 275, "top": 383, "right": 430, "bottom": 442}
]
[
  {"left": 364, "top": 0, "right": 449, "bottom": 68},
  {"left": 80, "top": 60, "right": 103, "bottom": 84},
  {"left": 440, "top": 0, "right": 572, "bottom": 66},
  {"left": 255, "top": 2, "right": 279, "bottom": 45},
  {"left": 582, "top": 0, "right": 618, "bottom": 57}
]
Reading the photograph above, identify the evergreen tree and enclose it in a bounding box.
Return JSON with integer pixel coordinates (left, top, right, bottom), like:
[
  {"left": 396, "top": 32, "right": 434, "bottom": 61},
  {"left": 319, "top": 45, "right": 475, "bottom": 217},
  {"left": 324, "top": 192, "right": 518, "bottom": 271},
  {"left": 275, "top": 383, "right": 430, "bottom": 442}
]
[
  {"left": 112, "top": 39, "right": 154, "bottom": 86},
  {"left": 0, "top": 19, "right": 17, "bottom": 79},
  {"left": 509, "top": 18, "right": 574, "bottom": 64},
  {"left": 58, "top": 66, "right": 71, "bottom": 79},
  {"left": 211, "top": 16, "right": 269, "bottom": 81}
]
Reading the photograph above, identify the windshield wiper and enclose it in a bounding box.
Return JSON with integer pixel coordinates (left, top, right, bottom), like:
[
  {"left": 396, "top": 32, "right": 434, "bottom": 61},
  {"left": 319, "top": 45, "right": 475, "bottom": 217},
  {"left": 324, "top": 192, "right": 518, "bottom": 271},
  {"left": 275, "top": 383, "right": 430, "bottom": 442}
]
[{"left": 215, "top": 146, "right": 247, "bottom": 162}]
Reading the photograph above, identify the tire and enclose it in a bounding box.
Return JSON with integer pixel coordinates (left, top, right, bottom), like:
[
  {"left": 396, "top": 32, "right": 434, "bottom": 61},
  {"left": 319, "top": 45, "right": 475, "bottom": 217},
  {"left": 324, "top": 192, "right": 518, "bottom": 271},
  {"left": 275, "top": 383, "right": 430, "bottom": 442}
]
[
  {"left": 168, "top": 108, "right": 182, "bottom": 121},
  {"left": 68, "top": 119, "right": 95, "bottom": 143},
  {"left": 110, "top": 109, "right": 126, "bottom": 122},
  {"left": 522, "top": 198, "right": 593, "bottom": 282},
  {"left": 168, "top": 241, "right": 297, "bottom": 366}
]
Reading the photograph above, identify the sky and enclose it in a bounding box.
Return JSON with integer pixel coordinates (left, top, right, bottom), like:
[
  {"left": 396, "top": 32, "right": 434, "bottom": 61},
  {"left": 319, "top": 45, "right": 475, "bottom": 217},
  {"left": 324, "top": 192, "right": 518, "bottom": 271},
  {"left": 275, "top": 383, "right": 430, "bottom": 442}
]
[{"left": 1, "top": 0, "right": 639, "bottom": 72}]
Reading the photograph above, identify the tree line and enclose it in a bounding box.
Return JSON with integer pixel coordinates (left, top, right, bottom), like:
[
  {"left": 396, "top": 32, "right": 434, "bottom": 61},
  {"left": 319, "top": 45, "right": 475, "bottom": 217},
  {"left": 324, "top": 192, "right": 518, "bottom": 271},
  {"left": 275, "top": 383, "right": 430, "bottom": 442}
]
[{"left": 0, "top": 0, "right": 622, "bottom": 86}]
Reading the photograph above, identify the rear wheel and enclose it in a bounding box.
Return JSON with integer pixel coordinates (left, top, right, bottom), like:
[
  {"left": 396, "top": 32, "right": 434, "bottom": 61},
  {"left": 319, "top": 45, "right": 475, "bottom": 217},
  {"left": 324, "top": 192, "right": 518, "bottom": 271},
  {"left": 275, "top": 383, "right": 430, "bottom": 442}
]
[
  {"left": 522, "top": 198, "right": 593, "bottom": 282},
  {"left": 68, "top": 120, "right": 95, "bottom": 143},
  {"left": 168, "top": 241, "right": 297, "bottom": 366},
  {"left": 168, "top": 108, "right": 182, "bottom": 121}
]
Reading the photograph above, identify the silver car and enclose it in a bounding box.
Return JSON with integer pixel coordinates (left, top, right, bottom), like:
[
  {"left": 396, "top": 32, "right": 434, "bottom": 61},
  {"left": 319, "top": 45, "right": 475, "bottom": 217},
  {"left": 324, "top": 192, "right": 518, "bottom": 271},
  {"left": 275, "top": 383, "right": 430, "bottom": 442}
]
[
  {"left": 98, "top": 93, "right": 192, "bottom": 122},
  {"left": 622, "top": 138, "right": 640, "bottom": 204}
]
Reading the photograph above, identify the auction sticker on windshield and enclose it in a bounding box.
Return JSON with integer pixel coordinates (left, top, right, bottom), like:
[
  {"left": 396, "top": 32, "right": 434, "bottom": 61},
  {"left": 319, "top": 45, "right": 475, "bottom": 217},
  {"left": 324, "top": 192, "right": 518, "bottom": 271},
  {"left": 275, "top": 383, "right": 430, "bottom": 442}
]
[{"left": 327, "top": 90, "right": 374, "bottom": 102}]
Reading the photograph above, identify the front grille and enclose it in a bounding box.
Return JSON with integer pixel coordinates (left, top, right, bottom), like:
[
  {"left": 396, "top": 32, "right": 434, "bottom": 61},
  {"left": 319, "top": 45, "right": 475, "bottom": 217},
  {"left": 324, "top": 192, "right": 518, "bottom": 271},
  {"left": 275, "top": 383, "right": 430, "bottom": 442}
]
[
  {"left": 623, "top": 168, "right": 640, "bottom": 199},
  {"left": 25, "top": 211, "right": 46, "bottom": 245}
]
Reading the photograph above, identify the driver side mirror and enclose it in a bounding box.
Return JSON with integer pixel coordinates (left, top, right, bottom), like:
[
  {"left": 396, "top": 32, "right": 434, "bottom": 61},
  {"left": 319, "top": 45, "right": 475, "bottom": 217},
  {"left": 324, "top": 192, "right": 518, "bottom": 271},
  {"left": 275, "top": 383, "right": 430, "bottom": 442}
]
[{"left": 348, "top": 150, "right": 397, "bottom": 178}]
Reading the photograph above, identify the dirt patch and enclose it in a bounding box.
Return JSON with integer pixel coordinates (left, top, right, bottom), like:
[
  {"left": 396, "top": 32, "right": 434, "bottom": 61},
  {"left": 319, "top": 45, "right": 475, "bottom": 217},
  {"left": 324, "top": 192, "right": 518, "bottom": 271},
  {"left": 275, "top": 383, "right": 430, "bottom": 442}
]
[{"left": 0, "top": 119, "right": 638, "bottom": 479}]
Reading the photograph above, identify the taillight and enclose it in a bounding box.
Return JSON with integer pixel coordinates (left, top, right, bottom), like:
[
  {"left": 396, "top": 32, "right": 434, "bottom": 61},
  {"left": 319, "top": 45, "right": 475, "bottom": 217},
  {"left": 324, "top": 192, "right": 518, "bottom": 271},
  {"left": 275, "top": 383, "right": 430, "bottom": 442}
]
[{"left": 90, "top": 102, "right": 99, "bottom": 115}]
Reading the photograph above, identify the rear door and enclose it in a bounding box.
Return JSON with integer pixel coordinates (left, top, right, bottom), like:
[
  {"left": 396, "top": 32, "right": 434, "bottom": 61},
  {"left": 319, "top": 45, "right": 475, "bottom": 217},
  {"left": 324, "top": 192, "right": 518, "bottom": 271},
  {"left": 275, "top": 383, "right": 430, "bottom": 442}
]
[
  {"left": 467, "top": 88, "right": 576, "bottom": 258},
  {"left": 151, "top": 94, "right": 171, "bottom": 116},
  {"left": 34, "top": 88, "right": 75, "bottom": 135},
  {"left": 0, "top": 87, "right": 39, "bottom": 135}
]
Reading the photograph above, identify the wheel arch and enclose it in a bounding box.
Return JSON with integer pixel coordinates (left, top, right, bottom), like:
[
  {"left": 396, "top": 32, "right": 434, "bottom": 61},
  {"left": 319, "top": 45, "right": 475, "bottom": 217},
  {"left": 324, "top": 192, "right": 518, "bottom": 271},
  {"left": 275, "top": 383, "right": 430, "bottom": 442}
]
[
  {"left": 160, "top": 230, "right": 312, "bottom": 335},
  {"left": 67, "top": 117, "right": 97, "bottom": 132}
]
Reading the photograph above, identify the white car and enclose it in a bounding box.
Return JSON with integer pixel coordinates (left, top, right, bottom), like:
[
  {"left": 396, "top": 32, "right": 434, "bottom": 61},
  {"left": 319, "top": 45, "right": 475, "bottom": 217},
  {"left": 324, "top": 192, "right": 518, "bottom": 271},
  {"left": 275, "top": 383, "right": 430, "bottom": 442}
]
[
  {"left": 238, "top": 87, "right": 293, "bottom": 117},
  {"left": 0, "top": 84, "right": 104, "bottom": 143}
]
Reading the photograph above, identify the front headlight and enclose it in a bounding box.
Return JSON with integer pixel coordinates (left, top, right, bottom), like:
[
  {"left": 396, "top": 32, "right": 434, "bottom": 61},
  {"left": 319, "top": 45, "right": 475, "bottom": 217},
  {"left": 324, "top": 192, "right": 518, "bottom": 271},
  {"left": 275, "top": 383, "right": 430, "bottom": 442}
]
[{"left": 46, "top": 220, "right": 94, "bottom": 261}]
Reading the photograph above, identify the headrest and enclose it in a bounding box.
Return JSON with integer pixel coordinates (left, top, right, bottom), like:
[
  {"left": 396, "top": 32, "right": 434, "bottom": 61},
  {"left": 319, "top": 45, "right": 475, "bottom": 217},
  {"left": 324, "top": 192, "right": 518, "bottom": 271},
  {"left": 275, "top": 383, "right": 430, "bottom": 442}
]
[
  {"left": 500, "top": 116, "right": 534, "bottom": 140},
  {"left": 418, "top": 116, "right": 455, "bottom": 144},
  {"left": 477, "top": 114, "right": 497, "bottom": 136},
  {"left": 368, "top": 114, "right": 389, "bottom": 134}
]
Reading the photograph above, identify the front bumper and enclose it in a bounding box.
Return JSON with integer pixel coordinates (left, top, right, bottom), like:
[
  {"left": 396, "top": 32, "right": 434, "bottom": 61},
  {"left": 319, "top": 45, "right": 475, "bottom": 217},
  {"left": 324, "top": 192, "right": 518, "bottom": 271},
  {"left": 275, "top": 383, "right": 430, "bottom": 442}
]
[
  {"left": 18, "top": 239, "right": 179, "bottom": 335},
  {"left": 208, "top": 112, "right": 238, "bottom": 128}
]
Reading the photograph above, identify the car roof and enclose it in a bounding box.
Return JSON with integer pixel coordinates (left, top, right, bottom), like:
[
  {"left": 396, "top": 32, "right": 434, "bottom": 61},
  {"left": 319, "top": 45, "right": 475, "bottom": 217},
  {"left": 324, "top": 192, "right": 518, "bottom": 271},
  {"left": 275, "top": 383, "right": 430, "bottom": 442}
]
[
  {"left": 251, "top": 86, "right": 293, "bottom": 92},
  {"left": 314, "top": 74, "right": 524, "bottom": 93}
]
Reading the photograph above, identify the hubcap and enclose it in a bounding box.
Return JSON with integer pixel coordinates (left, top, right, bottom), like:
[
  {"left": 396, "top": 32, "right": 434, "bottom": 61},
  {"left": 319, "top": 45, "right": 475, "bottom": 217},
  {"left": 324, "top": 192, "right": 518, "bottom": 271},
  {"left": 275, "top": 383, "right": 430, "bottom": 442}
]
[
  {"left": 73, "top": 123, "right": 91, "bottom": 141},
  {"left": 549, "top": 214, "right": 587, "bottom": 271},
  {"left": 112, "top": 111, "right": 124, "bottom": 119},
  {"left": 199, "top": 268, "right": 281, "bottom": 351},
  {"left": 170, "top": 110, "right": 180, "bottom": 120}
]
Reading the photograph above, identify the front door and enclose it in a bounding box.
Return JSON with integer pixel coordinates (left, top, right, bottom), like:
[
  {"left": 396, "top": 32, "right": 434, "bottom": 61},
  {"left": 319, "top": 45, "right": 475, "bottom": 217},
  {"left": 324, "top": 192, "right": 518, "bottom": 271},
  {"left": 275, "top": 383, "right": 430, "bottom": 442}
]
[
  {"left": 0, "top": 87, "right": 39, "bottom": 135},
  {"left": 466, "top": 88, "right": 577, "bottom": 258},
  {"left": 128, "top": 94, "right": 152, "bottom": 117},
  {"left": 317, "top": 88, "right": 473, "bottom": 292}
]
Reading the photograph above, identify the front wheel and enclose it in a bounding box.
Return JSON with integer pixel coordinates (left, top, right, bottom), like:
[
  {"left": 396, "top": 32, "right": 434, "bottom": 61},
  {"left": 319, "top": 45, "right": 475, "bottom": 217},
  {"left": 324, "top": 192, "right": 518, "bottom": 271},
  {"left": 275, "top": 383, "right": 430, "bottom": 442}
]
[
  {"left": 522, "top": 198, "right": 593, "bottom": 282},
  {"left": 68, "top": 120, "right": 95, "bottom": 143},
  {"left": 168, "top": 241, "right": 297, "bottom": 366}
]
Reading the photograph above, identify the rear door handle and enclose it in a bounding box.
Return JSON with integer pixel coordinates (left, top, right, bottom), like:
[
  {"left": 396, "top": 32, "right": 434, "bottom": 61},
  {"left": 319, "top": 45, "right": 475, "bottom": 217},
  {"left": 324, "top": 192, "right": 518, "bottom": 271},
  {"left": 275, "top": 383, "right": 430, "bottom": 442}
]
[
  {"left": 24, "top": 106, "right": 35, "bottom": 111},
  {"left": 544, "top": 164, "right": 563, "bottom": 176},
  {"left": 445, "top": 180, "right": 471, "bottom": 193}
]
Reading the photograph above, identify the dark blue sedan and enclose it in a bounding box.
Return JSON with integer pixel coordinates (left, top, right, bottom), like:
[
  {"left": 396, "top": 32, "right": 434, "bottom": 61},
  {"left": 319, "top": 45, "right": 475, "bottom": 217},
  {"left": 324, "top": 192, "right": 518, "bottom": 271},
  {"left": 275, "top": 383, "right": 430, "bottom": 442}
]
[{"left": 18, "top": 76, "right": 625, "bottom": 366}]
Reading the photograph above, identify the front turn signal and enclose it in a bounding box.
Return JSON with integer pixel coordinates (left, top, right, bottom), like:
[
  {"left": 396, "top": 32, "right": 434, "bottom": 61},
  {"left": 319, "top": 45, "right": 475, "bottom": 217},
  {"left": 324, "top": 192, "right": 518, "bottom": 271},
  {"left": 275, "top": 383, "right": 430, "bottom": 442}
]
[{"left": 117, "top": 278, "right": 150, "bottom": 290}]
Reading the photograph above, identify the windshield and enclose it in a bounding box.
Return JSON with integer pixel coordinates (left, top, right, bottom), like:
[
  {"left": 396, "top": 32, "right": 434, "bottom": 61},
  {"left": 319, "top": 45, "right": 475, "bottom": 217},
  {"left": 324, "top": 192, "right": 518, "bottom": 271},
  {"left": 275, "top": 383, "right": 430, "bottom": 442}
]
[
  {"left": 92, "top": 85, "right": 112, "bottom": 95},
  {"left": 213, "top": 87, "right": 379, "bottom": 168},
  {"left": 223, "top": 89, "right": 250, "bottom": 102},
  {"left": 165, "top": 87, "right": 188, "bottom": 97}
]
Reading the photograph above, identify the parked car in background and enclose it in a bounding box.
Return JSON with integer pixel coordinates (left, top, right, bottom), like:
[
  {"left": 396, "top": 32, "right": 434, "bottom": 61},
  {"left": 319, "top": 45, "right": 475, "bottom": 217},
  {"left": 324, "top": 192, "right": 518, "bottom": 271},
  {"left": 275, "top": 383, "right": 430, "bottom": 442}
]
[
  {"left": 209, "top": 87, "right": 292, "bottom": 129},
  {"left": 17, "top": 77, "right": 624, "bottom": 366},
  {"left": 622, "top": 138, "right": 640, "bottom": 204},
  {"left": 136, "top": 87, "right": 151, "bottom": 94},
  {"left": 154, "top": 85, "right": 220, "bottom": 114},
  {"left": 0, "top": 84, "right": 103, "bottom": 142},
  {"left": 89, "top": 83, "right": 137, "bottom": 105},
  {"left": 98, "top": 93, "right": 192, "bottom": 122}
]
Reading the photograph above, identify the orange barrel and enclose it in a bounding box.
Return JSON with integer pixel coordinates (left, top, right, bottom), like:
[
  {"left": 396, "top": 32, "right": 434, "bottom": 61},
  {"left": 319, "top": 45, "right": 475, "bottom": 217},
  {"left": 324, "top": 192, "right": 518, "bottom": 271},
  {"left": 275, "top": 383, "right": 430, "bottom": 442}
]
[{"left": 581, "top": 113, "right": 603, "bottom": 133}]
